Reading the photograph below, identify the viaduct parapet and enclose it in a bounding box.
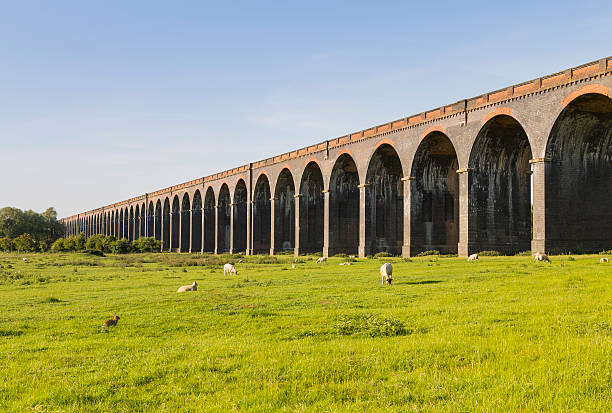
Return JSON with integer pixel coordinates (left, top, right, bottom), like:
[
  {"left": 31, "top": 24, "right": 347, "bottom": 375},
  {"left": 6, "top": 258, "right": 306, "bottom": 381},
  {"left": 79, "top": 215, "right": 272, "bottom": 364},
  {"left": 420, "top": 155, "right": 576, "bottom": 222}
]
[{"left": 61, "top": 56, "right": 612, "bottom": 257}]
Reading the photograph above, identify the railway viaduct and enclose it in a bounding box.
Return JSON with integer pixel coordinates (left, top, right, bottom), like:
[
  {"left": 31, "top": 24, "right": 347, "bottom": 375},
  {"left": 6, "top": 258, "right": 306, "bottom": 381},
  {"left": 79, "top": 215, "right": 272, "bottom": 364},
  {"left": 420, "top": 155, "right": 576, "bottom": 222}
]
[{"left": 61, "top": 57, "right": 612, "bottom": 257}]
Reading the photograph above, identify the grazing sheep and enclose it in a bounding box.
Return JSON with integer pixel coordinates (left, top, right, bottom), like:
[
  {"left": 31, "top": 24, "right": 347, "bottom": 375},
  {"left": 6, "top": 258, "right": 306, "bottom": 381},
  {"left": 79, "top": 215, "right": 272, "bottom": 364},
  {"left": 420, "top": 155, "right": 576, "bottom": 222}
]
[
  {"left": 534, "top": 252, "right": 551, "bottom": 263},
  {"left": 223, "top": 263, "right": 237, "bottom": 276},
  {"left": 238, "top": 259, "right": 244, "bottom": 264},
  {"left": 22, "top": 258, "right": 29, "bottom": 263},
  {"left": 601, "top": 257, "right": 609, "bottom": 263},
  {"left": 380, "top": 262, "right": 393, "bottom": 285},
  {"left": 467, "top": 253, "right": 479, "bottom": 261},
  {"left": 177, "top": 281, "right": 198, "bottom": 292},
  {"left": 291, "top": 263, "right": 296, "bottom": 269},
  {"left": 102, "top": 313, "right": 120, "bottom": 327},
  {"left": 316, "top": 257, "right": 327, "bottom": 264},
  {"left": 339, "top": 262, "right": 353, "bottom": 266}
]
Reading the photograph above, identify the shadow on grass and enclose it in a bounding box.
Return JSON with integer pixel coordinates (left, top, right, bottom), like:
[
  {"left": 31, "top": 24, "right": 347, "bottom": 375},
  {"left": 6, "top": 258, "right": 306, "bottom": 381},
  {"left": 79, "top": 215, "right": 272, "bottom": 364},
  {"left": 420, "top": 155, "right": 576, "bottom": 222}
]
[{"left": 401, "top": 280, "right": 443, "bottom": 285}]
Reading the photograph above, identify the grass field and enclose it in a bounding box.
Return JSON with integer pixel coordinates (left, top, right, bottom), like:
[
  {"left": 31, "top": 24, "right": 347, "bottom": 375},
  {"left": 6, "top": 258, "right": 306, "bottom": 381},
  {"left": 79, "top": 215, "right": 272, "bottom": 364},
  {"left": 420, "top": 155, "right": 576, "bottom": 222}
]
[{"left": 1, "top": 252, "right": 612, "bottom": 412}]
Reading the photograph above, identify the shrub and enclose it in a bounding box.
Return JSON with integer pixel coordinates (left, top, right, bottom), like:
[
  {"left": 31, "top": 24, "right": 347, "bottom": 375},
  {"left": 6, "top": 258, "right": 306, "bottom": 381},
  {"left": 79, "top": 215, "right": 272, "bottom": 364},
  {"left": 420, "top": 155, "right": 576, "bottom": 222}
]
[
  {"left": 415, "top": 250, "right": 440, "bottom": 257},
  {"left": 479, "top": 250, "right": 501, "bottom": 256},
  {"left": 64, "top": 237, "right": 76, "bottom": 251},
  {"left": 600, "top": 250, "right": 612, "bottom": 255},
  {"left": 84, "top": 234, "right": 106, "bottom": 251},
  {"left": 374, "top": 252, "right": 392, "bottom": 258},
  {"left": 12, "top": 234, "right": 37, "bottom": 252},
  {"left": 82, "top": 249, "right": 105, "bottom": 257},
  {"left": 132, "top": 237, "right": 161, "bottom": 253},
  {"left": 333, "top": 253, "right": 348, "bottom": 258},
  {"left": 567, "top": 256, "right": 575, "bottom": 261},
  {"left": 0, "top": 237, "right": 14, "bottom": 252},
  {"left": 515, "top": 250, "right": 531, "bottom": 256},
  {"left": 74, "top": 233, "right": 86, "bottom": 251},
  {"left": 111, "top": 238, "right": 132, "bottom": 254}
]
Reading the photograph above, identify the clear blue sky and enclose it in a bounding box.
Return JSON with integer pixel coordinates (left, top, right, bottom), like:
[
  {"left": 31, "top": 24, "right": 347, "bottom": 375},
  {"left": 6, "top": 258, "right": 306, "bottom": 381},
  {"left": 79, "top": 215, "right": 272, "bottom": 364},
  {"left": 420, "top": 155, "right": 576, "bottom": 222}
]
[{"left": 1, "top": 0, "right": 610, "bottom": 218}]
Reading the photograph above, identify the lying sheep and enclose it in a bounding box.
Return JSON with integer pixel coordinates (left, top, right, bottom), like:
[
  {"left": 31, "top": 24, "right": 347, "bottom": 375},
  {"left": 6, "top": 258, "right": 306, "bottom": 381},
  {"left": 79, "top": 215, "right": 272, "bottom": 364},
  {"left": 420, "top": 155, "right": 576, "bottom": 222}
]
[
  {"left": 534, "top": 252, "right": 551, "bottom": 263},
  {"left": 22, "top": 258, "right": 29, "bottom": 263},
  {"left": 223, "top": 263, "right": 237, "bottom": 276},
  {"left": 316, "top": 257, "right": 327, "bottom": 264},
  {"left": 467, "top": 253, "right": 479, "bottom": 261},
  {"left": 339, "top": 262, "right": 353, "bottom": 266},
  {"left": 380, "top": 262, "right": 393, "bottom": 285},
  {"left": 601, "top": 257, "right": 609, "bottom": 263},
  {"left": 177, "top": 281, "right": 197, "bottom": 292}
]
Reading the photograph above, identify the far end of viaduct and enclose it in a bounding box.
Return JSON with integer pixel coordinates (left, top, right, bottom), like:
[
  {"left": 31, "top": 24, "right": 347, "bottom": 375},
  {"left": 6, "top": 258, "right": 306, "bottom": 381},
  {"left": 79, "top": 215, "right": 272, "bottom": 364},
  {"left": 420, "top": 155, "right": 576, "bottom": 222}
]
[{"left": 61, "top": 56, "right": 612, "bottom": 257}]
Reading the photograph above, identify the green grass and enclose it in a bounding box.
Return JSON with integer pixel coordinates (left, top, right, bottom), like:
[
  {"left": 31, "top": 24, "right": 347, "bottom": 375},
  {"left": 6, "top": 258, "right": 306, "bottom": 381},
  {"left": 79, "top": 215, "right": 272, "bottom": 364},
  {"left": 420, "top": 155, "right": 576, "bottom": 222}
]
[{"left": 1, "top": 252, "right": 612, "bottom": 411}]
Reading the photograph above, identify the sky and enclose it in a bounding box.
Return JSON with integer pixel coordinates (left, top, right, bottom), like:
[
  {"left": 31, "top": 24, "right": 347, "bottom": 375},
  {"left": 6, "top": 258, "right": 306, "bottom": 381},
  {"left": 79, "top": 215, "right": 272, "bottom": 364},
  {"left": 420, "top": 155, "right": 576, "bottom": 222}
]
[{"left": 1, "top": 0, "right": 611, "bottom": 218}]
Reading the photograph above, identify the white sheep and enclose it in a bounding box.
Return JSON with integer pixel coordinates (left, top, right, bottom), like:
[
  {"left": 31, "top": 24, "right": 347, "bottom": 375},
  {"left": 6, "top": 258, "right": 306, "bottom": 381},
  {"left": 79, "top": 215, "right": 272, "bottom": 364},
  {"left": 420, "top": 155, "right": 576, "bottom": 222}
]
[
  {"left": 534, "top": 252, "right": 551, "bottom": 263},
  {"left": 223, "top": 263, "right": 237, "bottom": 276},
  {"left": 22, "top": 258, "right": 29, "bottom": 263},
  {"left": 467, "top": 253, "right": 479, "bottom": 261},
  {"left": 177, "top": 281, "right": 197, "bottom": 293},
  {"left": 316, "top": 257, "right": 327, "bottom": 264},
  {"left": 380, "top": 262, "right": 393, "bottom": 285},
  {"left": 339, "top": 262, "right": 353, "bottom": 266},
  {"left": 601, "top": 257, "right": 609, "bottom": 263}
]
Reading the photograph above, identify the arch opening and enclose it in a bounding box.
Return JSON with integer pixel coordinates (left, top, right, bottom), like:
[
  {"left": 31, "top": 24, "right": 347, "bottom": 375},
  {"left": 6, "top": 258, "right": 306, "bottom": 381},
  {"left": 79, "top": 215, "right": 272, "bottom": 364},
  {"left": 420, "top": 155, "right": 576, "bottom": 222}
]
[
  {"left": 217, "top": 185, "right": 231, "bottom": 253},
  {"left": 147, "top": 202, "right": 154, "bottom": 238},
  {"left": 233, "top": 180, "right": 248, "bottom": 253},
  {"left": 546, "top": 93, "right": 612, "bottom": 253},
  {"left": 180, "top": 194, "right": 191, "bottom": 252},
  {"left": 191, "top": 190, "right": 202, "bottom": 253},
  {"left": 299, "top": 162, "right": 324, "bottom": 254},
  {"left": 253, "top": 175, "right": 271, "bottom": 254},
  {"left": 162, "top": 198, "right": 170, "bottom": 251},
  {"left": 365, "top": 144, "right": 403, "bottom": 255},
  {"left": 203, "top": 188, "right": 215, "bottom": 252},
  {"left": 329, "top": 154, "right": 359, "bottom": 255},
  {"left": 171, "top": 196, "right": 180, "bottom": 250},
  {"left": 274, "top": 169, "right": 295, "bottom": 252},
  {"left": 411, "top": 133, "right": 459, "bottom": 254},
  {"left": 468, "top": 115, "right": 532, "bottom": 254}
]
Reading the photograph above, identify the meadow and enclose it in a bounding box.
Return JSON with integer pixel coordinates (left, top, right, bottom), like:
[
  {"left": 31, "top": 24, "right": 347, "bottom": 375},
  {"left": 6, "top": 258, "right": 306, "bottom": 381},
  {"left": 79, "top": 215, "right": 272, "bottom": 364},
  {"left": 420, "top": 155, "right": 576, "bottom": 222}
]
[{"left": 1, "top": 251, "right": 611, "bottom": 412}]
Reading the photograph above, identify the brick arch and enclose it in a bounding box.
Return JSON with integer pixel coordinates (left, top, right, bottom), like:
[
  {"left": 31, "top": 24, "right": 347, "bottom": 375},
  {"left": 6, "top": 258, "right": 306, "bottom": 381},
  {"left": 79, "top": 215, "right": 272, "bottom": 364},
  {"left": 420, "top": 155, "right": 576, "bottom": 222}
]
[
  {"left": 562, "top": 84, "right": 611, "bottom": 108},
  {"left": 421, "top": 126, "right": 447, "bottom": 140},
  {"left": 482, "top": 107, "right": 513, "bottom": 125}
]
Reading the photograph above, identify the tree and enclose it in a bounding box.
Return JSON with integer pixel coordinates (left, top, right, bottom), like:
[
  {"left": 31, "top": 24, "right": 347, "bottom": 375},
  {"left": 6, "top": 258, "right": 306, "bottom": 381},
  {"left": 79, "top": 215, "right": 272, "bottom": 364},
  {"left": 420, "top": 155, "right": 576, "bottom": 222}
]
[
  {"left": 111, "top": 238, "right": 132, "bottom": 254},
  {"left": 51, "top": 238, "right": 65, "bottom": 252},
  {"left": 0, "top": 237, "right": 14, "bottom": 252},
  {"left": 132, "top": 237, "right": 161, "bottom": 252}
]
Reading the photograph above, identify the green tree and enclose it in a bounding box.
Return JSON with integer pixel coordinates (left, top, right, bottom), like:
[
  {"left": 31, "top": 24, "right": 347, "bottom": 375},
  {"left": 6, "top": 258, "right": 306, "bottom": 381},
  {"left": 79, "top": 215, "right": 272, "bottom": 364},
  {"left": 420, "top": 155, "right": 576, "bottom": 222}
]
[
  {"left": 74, "top": 233, "right": 86, "bottom": 251},
  {"left": 132, "top": 237, "right": 161, "bottom": 252}
]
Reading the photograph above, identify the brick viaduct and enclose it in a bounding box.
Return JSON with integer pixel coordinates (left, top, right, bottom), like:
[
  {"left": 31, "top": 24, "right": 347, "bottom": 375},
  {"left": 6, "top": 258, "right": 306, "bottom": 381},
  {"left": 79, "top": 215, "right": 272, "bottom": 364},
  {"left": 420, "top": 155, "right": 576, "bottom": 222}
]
[{"left": 61, "top": 57, "right": 612, "bottom": 257}]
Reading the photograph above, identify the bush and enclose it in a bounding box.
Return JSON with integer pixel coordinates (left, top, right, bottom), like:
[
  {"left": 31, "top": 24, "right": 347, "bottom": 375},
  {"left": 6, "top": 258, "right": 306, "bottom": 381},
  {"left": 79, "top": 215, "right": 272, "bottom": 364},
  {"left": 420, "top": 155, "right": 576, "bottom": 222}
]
[
  {"left": 63, "top": 236, "right": 77, "bottom": 251},
  {"left": 111, "top": 238, "right": 132, "bottom": 254},
  {"left": 84, "top": 234, "right": 105, "bottom": 251},
  {"left": 82, "top": 249, "right": 105, "bottom": 257},
  {"left": 12, "top": 234, "right": 37, "bottom": 252},
  {"left": 132, "top": 237, "right": 161, "bottom": 253},
  {"left": 50, "top": 238, "right": 65, "bottom": 252},
  {"left": 333, "top": 253, "right": 348, "bottom": 258},
  {"left": 479, "top": 250, "right": 501, "bottom": 256},
  {"left": 515, "top": 250, "right": 531, "bottom": 256},
  {"left": 415, "top": 250, "right": 440, "bottom": 257},
  {"left": 0, "top": 237, "right": 14, "bottom": 252},
  {"left": 374, "top": 252, "right": 392, "bottom": 258},
  {"left": 74, "top": 233, "right": 86, "bottom": 251},
  {"left": 600, "top": 250, "right": 612, "bottom": 255}
]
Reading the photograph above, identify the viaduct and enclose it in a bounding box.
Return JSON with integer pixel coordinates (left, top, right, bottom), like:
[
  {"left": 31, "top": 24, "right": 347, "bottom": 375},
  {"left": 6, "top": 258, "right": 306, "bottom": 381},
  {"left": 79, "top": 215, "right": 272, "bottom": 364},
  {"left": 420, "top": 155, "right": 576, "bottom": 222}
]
[{"left": 61, "top": 56, "right": 612, "bottom": 257}]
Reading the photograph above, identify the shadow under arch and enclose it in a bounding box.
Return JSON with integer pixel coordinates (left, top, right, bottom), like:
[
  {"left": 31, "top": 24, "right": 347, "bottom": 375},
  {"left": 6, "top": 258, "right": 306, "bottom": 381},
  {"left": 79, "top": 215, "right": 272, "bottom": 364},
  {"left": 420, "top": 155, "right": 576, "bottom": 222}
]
[
  {"left": 410, "top": 132, "right": 458, "bottom": 255},
  {"left": 545, "top": 93, "right": 612, "bottom": 253},
  {"left": 365, "top": 143, "right": 403, "bottom": 255},
  {"left": 468, "top": 115, "right": 532, "bottom": 254}
]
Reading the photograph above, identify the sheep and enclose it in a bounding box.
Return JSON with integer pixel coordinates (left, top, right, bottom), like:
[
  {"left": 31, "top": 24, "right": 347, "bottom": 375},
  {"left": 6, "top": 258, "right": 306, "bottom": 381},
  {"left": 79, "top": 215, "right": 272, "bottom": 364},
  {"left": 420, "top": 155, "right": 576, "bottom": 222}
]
[
  {"left": 316, "top": 257, "right": 327, "bottom": 264},
  {"left": 102, "top": 313, "right": 120, "bottom": 327},
  {"left": 380, "top": 262, "right": 393, "bottom": 285},
  {"left": 339, "top": 262, "right": 353, "bottom": 266},
  {"left": 601, "top": 257, "right": 609, "bottom": 263},
  {"left": 223, "top": 263, "right": 237, "bottom": 276},
  {"left": 177, "top": 281, "right": 198, "bottom": 292},
  {"left": 22, "top": 258, "right": 29, "bottom": 263},
  {"left": 238, "top": 259, "right": 244, "bottom": 264},
  {"left": 534, "top": 252, "right": 551, "bottom": 263},
  {"left": 467, "top": 253, "right": 479, "bottom": 261}
]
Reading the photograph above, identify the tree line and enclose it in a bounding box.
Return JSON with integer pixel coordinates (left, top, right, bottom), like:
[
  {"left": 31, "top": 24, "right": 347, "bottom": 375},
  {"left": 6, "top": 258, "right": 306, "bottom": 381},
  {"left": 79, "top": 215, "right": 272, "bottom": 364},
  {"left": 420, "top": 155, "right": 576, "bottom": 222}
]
[{"left": 0, "top": 207, "right": 64, "bottom": 251}]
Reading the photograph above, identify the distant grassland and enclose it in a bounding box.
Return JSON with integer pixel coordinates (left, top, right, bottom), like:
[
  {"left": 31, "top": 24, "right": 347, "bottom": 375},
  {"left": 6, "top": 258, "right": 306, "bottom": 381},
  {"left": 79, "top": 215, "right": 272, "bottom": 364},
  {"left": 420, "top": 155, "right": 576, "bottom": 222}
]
[{"left": 1, "top": 252, "right": 611, "bottom": 412}]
